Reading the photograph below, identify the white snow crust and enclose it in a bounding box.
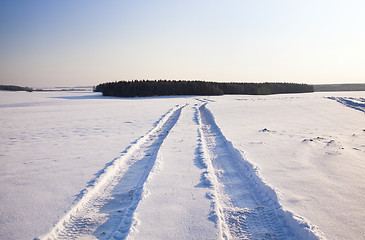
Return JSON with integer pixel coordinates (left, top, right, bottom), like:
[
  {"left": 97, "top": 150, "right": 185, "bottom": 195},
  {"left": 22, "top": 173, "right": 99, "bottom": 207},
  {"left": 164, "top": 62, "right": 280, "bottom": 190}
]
[
  {"left": 0, "top": 90, "right": 364, "bottom": 239},
  {"left": 207, "top": 91, "right": 365, "bottom": 240},
  {"left": 0, "top": 91, "right": 187, "bottom": 239}
]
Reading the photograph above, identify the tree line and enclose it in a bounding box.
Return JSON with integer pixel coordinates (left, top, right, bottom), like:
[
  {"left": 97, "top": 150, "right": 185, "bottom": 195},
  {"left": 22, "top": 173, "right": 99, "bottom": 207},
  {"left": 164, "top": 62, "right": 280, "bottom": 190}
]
[
  {"left": 94, "top": 80, "right": 313, "bottom": 97},
  {"left": 0, "top": 85, "right": 33, "bottom": 92}
]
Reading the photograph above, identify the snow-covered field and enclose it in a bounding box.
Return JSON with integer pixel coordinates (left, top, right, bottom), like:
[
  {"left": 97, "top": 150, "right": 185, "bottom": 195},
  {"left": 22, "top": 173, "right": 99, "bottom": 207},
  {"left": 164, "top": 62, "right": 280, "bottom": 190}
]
[
  {"left": 0, "top": 91, "right": 364, "bottom": 239},
  {"left": 208, "top": 92, "right": 365, "bottom": 240}
]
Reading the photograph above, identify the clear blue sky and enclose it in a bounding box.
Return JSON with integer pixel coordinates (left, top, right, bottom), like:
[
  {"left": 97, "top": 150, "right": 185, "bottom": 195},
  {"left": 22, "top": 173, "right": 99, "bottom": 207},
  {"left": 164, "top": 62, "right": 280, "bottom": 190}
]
[{"left": 1, "top": 0, "right": 364, "bottom": 87}]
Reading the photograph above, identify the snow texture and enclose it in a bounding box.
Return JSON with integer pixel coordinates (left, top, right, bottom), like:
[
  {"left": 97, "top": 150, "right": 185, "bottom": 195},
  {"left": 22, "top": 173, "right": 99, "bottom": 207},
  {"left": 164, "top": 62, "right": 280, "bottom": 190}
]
[
  {"left": 207, "top": 91, "right": 365, "bottom": 240},
  {"left": 1, "top": 91, "right": 364, "bottom": 239},
  {"left": 0, "top": 91, "right": 188, "bottom": 239}
]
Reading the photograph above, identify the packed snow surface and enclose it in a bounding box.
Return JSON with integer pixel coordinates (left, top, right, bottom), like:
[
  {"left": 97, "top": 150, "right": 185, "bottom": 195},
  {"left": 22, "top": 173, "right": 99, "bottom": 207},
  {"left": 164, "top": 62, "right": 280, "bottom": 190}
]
[{"left": 0, "top": 91, "right": 364, "bottom": 239}]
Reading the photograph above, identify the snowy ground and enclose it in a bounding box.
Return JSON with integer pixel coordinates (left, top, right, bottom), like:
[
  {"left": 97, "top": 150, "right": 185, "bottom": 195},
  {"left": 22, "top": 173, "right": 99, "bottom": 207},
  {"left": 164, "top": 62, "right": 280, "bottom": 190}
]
[
  {"left": 207, "top": 92, "right": 365, "bottom": 240},
  {"left": 0, "top": 91, "right": 364, "bottom": 239},
  {"left": 0, "top": 91, "right": 188, "bottom": 239}
]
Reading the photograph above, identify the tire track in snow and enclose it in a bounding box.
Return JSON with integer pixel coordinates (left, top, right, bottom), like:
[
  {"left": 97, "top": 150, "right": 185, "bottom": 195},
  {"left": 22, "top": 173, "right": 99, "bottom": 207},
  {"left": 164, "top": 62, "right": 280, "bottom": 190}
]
[
  {"left": 328, "top": 97, "right": 365, "bottom": 113},
  {"left": 196, "top": 102, "right": 323, "bottom": 240},
  {"left": 40, "top": 105, "right": 184, "bottom": 240}
]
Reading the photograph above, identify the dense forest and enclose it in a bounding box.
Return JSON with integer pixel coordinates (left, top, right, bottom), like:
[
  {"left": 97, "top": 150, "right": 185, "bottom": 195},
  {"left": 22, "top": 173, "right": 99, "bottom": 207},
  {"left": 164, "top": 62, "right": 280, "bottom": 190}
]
[
  {"left": 94, "top": 80, "right": 314, "bottom": 97},
  {"left": 0, "top": 85, "right": 33, "bottom": 92}
]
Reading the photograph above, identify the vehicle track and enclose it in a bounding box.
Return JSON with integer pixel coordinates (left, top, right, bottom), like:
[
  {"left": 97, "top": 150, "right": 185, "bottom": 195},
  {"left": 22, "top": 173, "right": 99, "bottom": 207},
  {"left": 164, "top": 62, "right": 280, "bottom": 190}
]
[
  {"left": 328, "top": 97, "right": 365, "bottom": 113},
  {"left": 196, "top": 102, "right": 321, "bottom": 240},
  {"left": 40, "top": 101, "right": 323, "bottom": 240},
  {"left": 40, "top": 105, "right": 184, "bottom": 240}
]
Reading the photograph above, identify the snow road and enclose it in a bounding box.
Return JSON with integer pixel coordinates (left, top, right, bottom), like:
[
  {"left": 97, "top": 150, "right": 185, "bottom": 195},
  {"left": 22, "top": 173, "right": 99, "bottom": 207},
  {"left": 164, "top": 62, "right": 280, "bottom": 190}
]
[
  {"left": 1, "top": 91, "right": 364, "bottom": 239},
  {"left": 40, "top": 101, "right": 320, "bottom": 239},
  {"left": 128, "top": 103, "right": 218, "bottom": 239}
]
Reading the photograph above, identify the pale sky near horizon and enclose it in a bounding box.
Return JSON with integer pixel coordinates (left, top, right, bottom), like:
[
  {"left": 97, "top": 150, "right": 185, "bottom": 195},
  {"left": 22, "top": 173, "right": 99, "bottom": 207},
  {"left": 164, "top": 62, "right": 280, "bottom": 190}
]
[{"left": 1, "top": 0, "right": 364, "bottom": 88}]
